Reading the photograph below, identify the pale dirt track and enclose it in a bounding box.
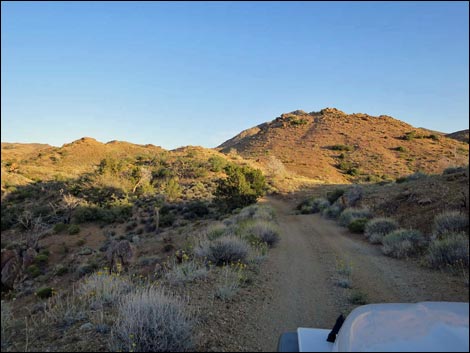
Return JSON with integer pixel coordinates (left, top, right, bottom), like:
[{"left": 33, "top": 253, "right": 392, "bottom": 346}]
[{"left": 231, "top": 196, "right": 469, "bottom": 352}]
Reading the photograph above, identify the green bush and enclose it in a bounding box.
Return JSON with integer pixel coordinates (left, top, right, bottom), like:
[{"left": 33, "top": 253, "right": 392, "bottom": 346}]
[
  {"left": 395, "top": 146, "right": 407, "bottom": 152},
  {"left": 208, "top": 156, "right": 227, "bottom": 172},
  {"left": 27, "top": 265, "right": 41, "bottom": 278},
  {"left": 403, "top": 131, "right": 417, "bottom": 140},
  {"left": 36, "top": 287, "right": 54, "bottom": 299},
  {"left": 53, "top": 223, "right": 68, "bottom": 234},
  {"left": 432, "top": 211, "right": 469, "bottom": 240},
  {"left": 68, "top": 224, "right": 80, "bottom": 235},
  {"left": 243, "top": 220, "right": 280, "bottom": 247},
  {"left": 321, "top": 205, "right": 343, "bottom": 219},
  {"left": 297, "top": 197, "right": 330, "bottom": 214},
  {"left": 348, "top": 218, "right": 368, "bottom": 234},
  {"left": 426, "top": 233, "right": 469, "bottom": 269},
  {"left": 382, "top": 229, "right": 426, "bottom": 258},
  {"left": 365, "top": 218, "right": 399, "bottom": 244},
  {"left": 215, "top": 164, "right": 266, "bottom": 211},
  {"left": 330, "top": 145, "right": 352, "bottom": 151},
  {"left": 339, "top": 208, "right": 372, "bottom": 227},
  {"left": 55, "top": 265, "right": 68, "bottom": 276},
  {"left": 327, "top": 189, "right": 345, "bottom": 204},
  {"left": 34, "top": 254, "right": 49, "bottom": 265}
]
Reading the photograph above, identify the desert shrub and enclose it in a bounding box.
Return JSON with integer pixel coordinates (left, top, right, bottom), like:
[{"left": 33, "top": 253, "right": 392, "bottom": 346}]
[
  {"left": 327, "top": 189, "right": 345, "bottom": 204},
  {"left": 321, "top": 205, "right": 343, "bottom": 219},
  {"left": 194, "top": 236, "right": 249, "bottom": 266},
  {"left": 298, "top": 197, "right": 330, "bottom": 214},
  {"left": 34, "top": 254, "right": 49, "bottom": 265},
  {"left": 243, "top": 220, "right": 280, "bottom": 247},
  {"left": 426, "top": 233, "right": 469, "bottom": 269},
  {"left": 110, "top": 286, "right": 193, "bottom": 352},
  {"left": 53, "top": 222, "right": 68, "bottom": 234},
  {"left": 339, "top": 208, "right": 372, "bottom": 227},
  {"left": 206, "top": 223, "right": 228, "bottom": 240},
  {"left": 36, "top": 287, "right": 54, "bottom": 299},
  {"left": 394, "top": 146, "right": 407, "bottom": 152},
  {"left": 77, "top": 263, "right": 97, "bottom": 277},
  {"left": 208, "top": 156, "right": 227, "bottom": 172},
  {"left": 125, "top": 221, "right": 138, "bottom": 231},
  {"left": 330, "top": 144, "right": 352, "bottom": 151},
  {"left": 382, "top": 229, "right": 426, "bottom": 258},
  {"left": 432, "top": 211, "right": 469, "bottom": 240},
  {"left": 159, "top": 212, "right": 176, "bottom": 227},
  {"left": 27, "top": 264, "right": 41, "bottom": 278},
  {"left": 165, "top": 260, "right": 208, "bottom": 286},
  {"left": 68, "top": 224, "right": 80, "bottom": 235},
  {"left": 55, "top": 265, "right": 68, "bottom": 276},
  {"left": 443, "top": 166, "right": 466, "bottom": 175},
  {"left": 183, "top": 201, "right": 210, "bottom": 220},
  {"left": 365, "top": 218, "right": 399, "bottom": 244},
  {"left": 214, "top": 267, "right": 240, "bottom": 301},
  {"left": 348, "top": 218, "right": 368, "bottom": 234},
  {"left": 237, "top": 204, "right": 275, "bottom": 222},
  {"left": 403, "top": 131, "right": 417, "bottom": 140},
  {"left": 79, "top": 272, "right": 133, "bottom": 307},
  {"left": 349, "top": 290, "right": 368, "bottom": 305},
  {"left": 214, "top": 164, "right": 266, "bottom": 211},
  {"left": 336, "top": 278, "right": 352, "bottom": 288}
]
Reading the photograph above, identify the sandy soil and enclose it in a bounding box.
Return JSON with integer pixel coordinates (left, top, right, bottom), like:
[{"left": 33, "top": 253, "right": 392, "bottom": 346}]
[{"left": 228, "top": 195, "right": 468, "bottom": 352}]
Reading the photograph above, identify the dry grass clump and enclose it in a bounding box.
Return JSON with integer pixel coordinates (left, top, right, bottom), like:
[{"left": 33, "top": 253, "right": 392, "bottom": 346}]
[
  {"left": 365, "top": 217, "right": 399, "bottom": 244},
  {"left": 165, "top": 260, "right": 208, "bottom": 286},
  {"left": 1, "top": 301, "right": 12, "bottom": 349},
  {"left": 236, "top": 204, "right": 276, "bottom": 222},
  {"left": 78, "top": 272, "right": 133, "bottom": 308},
  {"left": 194, "top": 235, "right": 249, "bottom": 265},
  {"left": 214, "top": 266, "right": 241, "bottom": 301},
  {"left": 382, "top": 229, "right": 426, "bottom": 258},
  {"left": 432, "top": 211, "right": 469, "bottom": 240},
  {"left": 110, "top": 286, "right": 193, "bottom": 352}
]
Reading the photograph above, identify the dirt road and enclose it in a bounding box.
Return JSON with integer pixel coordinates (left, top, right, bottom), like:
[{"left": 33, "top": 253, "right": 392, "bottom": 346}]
[{"left": 234, "top": 196, "right": 469, "bottom": 352}]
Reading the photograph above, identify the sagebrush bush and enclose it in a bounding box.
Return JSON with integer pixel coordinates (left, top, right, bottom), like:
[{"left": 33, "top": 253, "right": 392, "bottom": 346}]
[
  {"left": 321, "top": 205, "right": 342, "bottom": 219},
  {"left": 382, "top": 229, "right": 426, "bottom": 258},
  {"left": 365, "top": 218, "right": 399, "bottom": 244},
  {"left": 298, "top": 198, "right": 330, "bottom": 214},
  {"left": 194, "top": 236, "right": 249, "bottom": 265},
  {"left": 79, "top": 272, "right": 133, "bottom": 308},
  {"left": 206, "top": 223, "right": 228, "bottom": 240},
  {"left": 110, "top": 286, "right": 193, "bottom": 352},
  {"left": 237, "top": 204, "right": 275, "bottom": 222},
  {"left": 243, "top": 220, "right": 280, "bottom": 247},
  {"left": 426, "top": 233, "right": 469, "bottom": 269},
  {"left": 339, "top": 208, "right": 372, "bottom": 227},
  {"left": 348, "top": 218, "right": 368, "bottom": 234},
  {"left": 53, "top": 222, "right": 68, "bottom": 234},
  {"left": 432, "top": 211, "right": 469, "bottom": 240},
  {"left": 165, "top": 260, "right": 208, "bottom": 286}
]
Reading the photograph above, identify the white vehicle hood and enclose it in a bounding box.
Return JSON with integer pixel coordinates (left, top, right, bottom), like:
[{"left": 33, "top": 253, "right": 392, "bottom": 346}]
[{"left": 332, "top": 302, "right": 469, "bottom": 352}]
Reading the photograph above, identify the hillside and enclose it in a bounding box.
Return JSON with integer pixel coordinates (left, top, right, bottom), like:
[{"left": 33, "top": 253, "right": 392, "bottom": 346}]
[
  {"left": 447, "top": 129, "right": 469, "bottom": 144},
  {"left": 218, "top": 108, "right": 469, "bottom": 184}
]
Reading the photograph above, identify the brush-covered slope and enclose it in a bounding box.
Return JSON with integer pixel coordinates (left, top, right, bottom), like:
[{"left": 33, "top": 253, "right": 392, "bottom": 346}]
[
  {"left": 218, "top": 108, "right": 469, "bottom": 183},
  {"left": 447, "top": 129, "right": 469, "bottom": 144}
]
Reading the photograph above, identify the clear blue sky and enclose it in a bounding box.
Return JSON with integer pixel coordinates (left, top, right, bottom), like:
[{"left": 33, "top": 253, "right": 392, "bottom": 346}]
[{"left": 2, "top": 1, "right": 469, "bottom": 149}]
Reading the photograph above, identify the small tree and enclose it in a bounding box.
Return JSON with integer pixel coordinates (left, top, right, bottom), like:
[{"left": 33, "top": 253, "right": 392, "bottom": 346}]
[{"left": 215, "top": 164, "right": 266, "bottom": 211}]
